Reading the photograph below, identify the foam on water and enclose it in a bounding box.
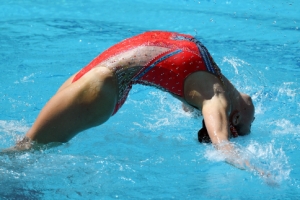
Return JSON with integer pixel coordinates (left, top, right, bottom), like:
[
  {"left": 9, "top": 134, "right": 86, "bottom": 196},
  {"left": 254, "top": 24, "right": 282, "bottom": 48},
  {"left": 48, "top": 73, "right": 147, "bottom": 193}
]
[
  {"left": 271, "top": 119, "right": 300, "bottom": 135},
  {"left": 204, "top": 140, "right": 290, "bottom": 184},
  {"left": 222, "top": 56, "right": 250, "bottom": 75},
  {"left": 0, "top": 120, "right": 29, "bottom": 148}
]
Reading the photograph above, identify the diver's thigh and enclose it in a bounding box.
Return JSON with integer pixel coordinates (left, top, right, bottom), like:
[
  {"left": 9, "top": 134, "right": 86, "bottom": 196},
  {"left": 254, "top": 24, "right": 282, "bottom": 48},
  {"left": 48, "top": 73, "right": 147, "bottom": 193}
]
[
  {"left": 75, "top": 67, "right": 117, "bottom": 126},
  {"left": 24, "top": 67, "right": 118, "bottom": 143},
  {"left": 56, "top": 74, "right": 76, "bottom": 93}
]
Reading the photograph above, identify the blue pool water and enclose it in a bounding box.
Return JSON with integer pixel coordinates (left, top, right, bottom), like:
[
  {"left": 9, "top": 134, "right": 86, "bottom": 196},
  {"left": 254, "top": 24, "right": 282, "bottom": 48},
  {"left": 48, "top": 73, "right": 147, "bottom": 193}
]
[{"left": 1, "top": 0, "right": 300, "bottom": 199}]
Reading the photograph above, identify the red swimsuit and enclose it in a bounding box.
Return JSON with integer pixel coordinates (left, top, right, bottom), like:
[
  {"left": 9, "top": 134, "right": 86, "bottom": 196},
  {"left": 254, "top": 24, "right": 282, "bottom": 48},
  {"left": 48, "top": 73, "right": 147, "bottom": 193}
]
[{"left": 72, "top": 31, "right": 223, "bottom": 115}]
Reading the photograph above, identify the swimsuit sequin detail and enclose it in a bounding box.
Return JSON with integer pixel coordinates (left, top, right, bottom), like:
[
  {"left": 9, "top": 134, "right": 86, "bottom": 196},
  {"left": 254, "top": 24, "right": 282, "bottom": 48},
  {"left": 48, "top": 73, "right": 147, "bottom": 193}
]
[{"left": 72, "top": 31, "right": 223, "bottom": 115}]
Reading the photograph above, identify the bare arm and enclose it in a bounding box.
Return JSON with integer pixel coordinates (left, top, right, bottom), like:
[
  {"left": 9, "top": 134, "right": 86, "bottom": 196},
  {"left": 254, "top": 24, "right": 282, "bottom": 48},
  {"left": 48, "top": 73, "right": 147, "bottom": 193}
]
[
  {"left": 202, "top": 93, "right": 266, "bottom": 175},
  {"left": 202, "top": 93, "right": 245, "bottom": 168}
]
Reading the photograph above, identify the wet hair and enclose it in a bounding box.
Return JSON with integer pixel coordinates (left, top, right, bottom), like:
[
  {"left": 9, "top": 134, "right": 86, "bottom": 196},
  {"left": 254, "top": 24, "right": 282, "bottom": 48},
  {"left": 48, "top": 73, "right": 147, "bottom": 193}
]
[
  {"left": 197, "top": 120, "right": 211, "bottom": 143},
  {"left": 198, "top": 120, "right": 239, "bottom": 143}
]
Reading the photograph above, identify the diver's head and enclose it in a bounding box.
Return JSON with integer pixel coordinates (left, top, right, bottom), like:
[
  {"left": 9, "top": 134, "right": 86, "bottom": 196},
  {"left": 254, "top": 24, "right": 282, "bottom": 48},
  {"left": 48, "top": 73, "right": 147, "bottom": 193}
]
[
  {"left": 198, "top": 93, "right": 255, "bottom": 143},
  {"left": 230, "top": 93, "right": 255, "bottom": 136}
]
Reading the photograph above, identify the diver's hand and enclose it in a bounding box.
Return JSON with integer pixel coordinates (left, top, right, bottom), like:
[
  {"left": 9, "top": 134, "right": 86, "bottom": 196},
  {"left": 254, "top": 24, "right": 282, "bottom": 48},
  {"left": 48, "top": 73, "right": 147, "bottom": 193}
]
[{"left": 252, "top": 167, "right": 278, "bottom": 186}]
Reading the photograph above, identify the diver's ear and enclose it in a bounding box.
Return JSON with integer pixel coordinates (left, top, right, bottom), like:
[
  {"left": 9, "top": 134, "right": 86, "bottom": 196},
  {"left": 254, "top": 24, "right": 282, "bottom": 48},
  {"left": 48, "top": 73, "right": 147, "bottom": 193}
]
[{"left": 230, "top": 110, "right": 241, "bottom": 126}]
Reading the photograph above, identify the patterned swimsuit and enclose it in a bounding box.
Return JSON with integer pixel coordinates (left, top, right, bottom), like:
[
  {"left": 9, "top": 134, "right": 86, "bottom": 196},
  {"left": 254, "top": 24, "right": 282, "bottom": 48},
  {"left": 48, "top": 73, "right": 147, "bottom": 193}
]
[{"left": 72, "top": 31, "right": 223, "bottom": 115}]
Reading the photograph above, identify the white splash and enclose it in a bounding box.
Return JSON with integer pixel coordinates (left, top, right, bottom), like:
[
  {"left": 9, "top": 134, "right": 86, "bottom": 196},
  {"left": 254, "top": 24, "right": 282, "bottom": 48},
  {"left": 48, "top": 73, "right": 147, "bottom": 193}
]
[
  {"left": 251, "top": 88, "right": 268, "bottom": 115},
  {"left": 246, "top": 141, "right": 290, "bottom": 183},
  {"left": 141, "top": 91, "right": 188, "bottom": 129},
  {"left": 144, "top": 118, "right": 171, "bottom": 130},
  {"left": 203, "top": 141, "right": 290, "bottom": 183},
  {"left": 271, "top": 119, "right": 300, "bottom": 135},
  {"left": 0, "top": 120, "right": 28, "bottom": 134},
  {"left": 14, "top": 73, "right": 35, "bottom": 84},
  {"left": 203, "top": 146, "right": 226, "bottom": 162},
  {"left": 222, "top": 57, "right": 250, "bottom": 74},
  {"left": 277, "top": 82, "right": 298, "bottom": 100},
  {"left": 0, "top": 120, "right": 29, "bottom": 143}
]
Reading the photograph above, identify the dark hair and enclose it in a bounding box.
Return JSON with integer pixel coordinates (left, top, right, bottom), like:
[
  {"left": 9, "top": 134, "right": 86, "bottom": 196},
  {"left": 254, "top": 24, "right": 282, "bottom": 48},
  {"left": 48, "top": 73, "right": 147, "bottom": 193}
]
[
  {"left": 198, "top": 120, "right": 240, "bottom": 143},
  {"left": 197, "top": 120, "right": 211, "bottom": 143}
]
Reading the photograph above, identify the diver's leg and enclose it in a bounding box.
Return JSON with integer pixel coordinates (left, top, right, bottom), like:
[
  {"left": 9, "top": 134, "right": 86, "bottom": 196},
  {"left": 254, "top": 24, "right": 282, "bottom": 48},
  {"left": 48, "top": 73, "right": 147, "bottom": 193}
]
[
  {"left": 56, "top": 74, "right": 76, "bottom": 93},
  {"left": 25, "top": 67, "right": 117, "bottom": 143}
]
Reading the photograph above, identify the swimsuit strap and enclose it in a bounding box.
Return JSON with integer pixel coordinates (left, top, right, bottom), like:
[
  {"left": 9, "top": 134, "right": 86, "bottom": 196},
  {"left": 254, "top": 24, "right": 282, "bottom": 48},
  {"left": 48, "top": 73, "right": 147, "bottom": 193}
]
[{"left": 172, "top": 34, "right": 224, "bottom": 85}]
